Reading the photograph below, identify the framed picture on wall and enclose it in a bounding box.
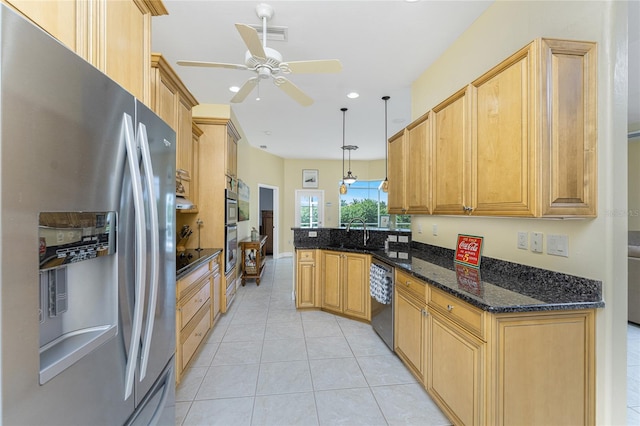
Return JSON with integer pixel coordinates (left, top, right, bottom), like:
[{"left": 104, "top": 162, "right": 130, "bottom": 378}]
[
  {"left": 302, "top": 169, "right": 319, "bottom": 188},
  {"left": 238, "top": 179, "right": 250, "bottom": 221},
  {"left": 379, "top": 215, "right": 390, "bottom": 228}
]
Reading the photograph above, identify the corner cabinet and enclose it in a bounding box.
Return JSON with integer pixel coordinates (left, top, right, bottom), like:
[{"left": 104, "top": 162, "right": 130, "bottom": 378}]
[
  {"left": 4, "top": 0, "right": 167, "bottom": 103},
  {"left": 389, "top": 37, "right": 597, "bottom": 218},
  {"left": 320, "top": 250, "right": 370, "bottom": 321}
]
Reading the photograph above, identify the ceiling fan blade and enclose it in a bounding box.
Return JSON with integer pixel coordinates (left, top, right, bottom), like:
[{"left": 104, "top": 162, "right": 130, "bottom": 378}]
[
  {"left": 176, "top": 60, "right": 248, "bottom": 71},
  {"left": 235, "top": 23, "right": 266, "bottom": 59},
  {"left": 273, "top": 77, "right": 313, "bottom": 107},
  {"left": 231, "top": 77, "right": 259, "bottom": 103},
  {"left": 280, "top": 59, "right": 343, "bottom": 74}
]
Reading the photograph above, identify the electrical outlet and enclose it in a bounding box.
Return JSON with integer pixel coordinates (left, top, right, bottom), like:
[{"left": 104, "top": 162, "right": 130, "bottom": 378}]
[
  {"left": 417, "top": 224, "right": 422, "bottom": 234},
  {"left": 398, "top": 235, "right": 409, "bottom": 243},
  {"left": 517, "top": 231, "right": 528, "bottom": 250},
  {"left": 388, "top": 235, "right": 397, "bottom": 242},
  {"left": 531, "top": 232, "right": 543, "bottom": 253},
  {"left": 308, "top": 231, "right": 317, "bottom": 237},
  {"left": 432, "top": 224, "right": 438, "bottom": 236}
]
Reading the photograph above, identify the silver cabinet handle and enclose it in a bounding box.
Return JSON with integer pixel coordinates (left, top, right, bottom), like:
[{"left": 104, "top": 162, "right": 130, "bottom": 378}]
[{"left": 447, "top": 304, "right": 454, "bottom": 312}]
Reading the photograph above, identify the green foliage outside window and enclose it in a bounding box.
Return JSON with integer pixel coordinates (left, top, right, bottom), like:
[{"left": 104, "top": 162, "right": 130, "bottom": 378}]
[{"left": 339, "top": 180, "right": 410, "bottom": 228}]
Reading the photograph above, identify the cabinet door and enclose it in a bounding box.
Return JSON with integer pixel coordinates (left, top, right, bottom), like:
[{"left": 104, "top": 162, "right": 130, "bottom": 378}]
[
  {"left": 406, "top": 112, "right": 431, "bottom": 214},
  {"left": 176, "top": 96, "right": 193, "bottom": 197},
  {"left": 492, "top": 311, "right": 594, "bottom": 425},
  {"left": 297, "top": 262, "right": 316, "bottom": 308},
  {"left": 343, "top": 253, "right": 370, "bottom": 320},
  {"left": 388, "top": 129, "right": 406, "bottom": 214},
  {"left": 432, "top": 87, "right": 469, "bottom": 215},
  {"left": 101, "top": 0, "right": 151, "bottom": 102},
  {"left": 471, "top": 42, "right": 536, "bottom": 216},
  {"left": 6, "top": 0, "right": 85, "bottom": 56},
  {"left": 427, "top": 312, "right": 484, "bottom": 426},
  {"left": 321, "top": 251, "right": 342, "bottom": 313},
  {"left": 226, "top": 123, "right": 239, "bottom": 178},
  {"left": 394, "top": 289, "right": 425, "bottom": 382},
  {"left": 539, "top": 38, "right": 597, "bottom": 217}
]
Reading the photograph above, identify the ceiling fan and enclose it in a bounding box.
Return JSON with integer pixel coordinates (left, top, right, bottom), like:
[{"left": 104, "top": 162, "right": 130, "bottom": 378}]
[{"left": 177, "top": 3, "right": 342, "bottom": 107}]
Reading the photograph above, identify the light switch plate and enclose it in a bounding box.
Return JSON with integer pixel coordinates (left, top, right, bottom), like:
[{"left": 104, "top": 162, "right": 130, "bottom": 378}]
[
  {"left": 388, "top": 235, "right": 397, "bottom": 242},
  {"left": 308, "top": 231, "right": 317, "bottom": 237},
  {"left": 531, "top": 232, "right": 543, "bottom": 253},
  {"left": 398, "top": 235, "right": 409, "bottom": 243},
  {"left": 547, "top": 234, "right": 569, "bottom": 257}
]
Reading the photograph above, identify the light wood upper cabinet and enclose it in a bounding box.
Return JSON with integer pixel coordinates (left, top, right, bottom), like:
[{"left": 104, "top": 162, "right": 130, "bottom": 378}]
[
  {"left": 226, "top": 125, "right": 239, "bottom": 179},
  {"left": 471, "top": 42, "right": 536, "bottom": 216},
  {"left": 389, "top": 37, "right": 596, "bottom": 218},
  {"left": 539, "top": 38, "right": 597, "bottom": 217},
  {"left": 4, "top": 0, "right": 167, "bottom": 103},
  {"left": 387, "top": 129, "right": 406, "bottom": 214},
  {"left": 150, "top": 53, "right": 198, "bottom": 203},
  {"left": 432, "top": 87, "right": 470, "bottom": 215},
  {"left": 405, "top": 112, "right": 431, "bottom": 214}
]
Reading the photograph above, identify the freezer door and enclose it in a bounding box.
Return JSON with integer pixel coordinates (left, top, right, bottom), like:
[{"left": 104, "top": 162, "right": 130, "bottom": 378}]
[{"left": 0, "top": 5, "right": 135, "bottom": 425}]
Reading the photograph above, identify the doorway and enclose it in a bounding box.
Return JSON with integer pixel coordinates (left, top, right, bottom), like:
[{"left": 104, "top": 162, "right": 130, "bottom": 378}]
[{"left": 258, "top": 184, "right": 278, "bottom": 258}]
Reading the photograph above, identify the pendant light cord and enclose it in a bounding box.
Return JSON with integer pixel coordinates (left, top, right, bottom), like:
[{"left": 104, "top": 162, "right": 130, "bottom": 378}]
[
  {"left": 341, "top": 107, "right": 347, "bottom": 179},
  {"left": 382, "top": 96, "right": 390, "bottom": 178}
]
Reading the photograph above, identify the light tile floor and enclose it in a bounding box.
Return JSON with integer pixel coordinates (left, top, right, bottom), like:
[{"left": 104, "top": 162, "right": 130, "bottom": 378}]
[{"left": 175, "top": 257, "right": 451, "bottom": 426}]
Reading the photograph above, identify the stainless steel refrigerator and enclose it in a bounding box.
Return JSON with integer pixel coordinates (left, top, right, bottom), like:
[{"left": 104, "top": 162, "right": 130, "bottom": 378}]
[{"left": 1, "top": 5, "right": 176, "bottom": 425}]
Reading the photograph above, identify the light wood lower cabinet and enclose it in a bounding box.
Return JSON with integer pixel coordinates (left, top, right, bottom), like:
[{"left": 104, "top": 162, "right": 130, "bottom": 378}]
[
  {"left": 394, "top": 284, "right": 597, "bottom": 426},
  {"left": 427, "top": 309, "right": 485, "bottom": 426},
  {"left": 296, "top": 250, "right": 318, "bottom": 308},
  {"left": 176, "top": 253, "right": 221, "bottom": 384},
  {"left": 320, "top": 250, "right": 370, "bottom": 321},
  {"left": 394, "top": 270, "right": 427, "bottom": 382}
]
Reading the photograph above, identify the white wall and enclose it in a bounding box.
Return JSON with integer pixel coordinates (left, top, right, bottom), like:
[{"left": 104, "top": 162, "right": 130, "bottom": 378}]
[{"left": 410, "top": 1, "right": 628, "bottom": 423}]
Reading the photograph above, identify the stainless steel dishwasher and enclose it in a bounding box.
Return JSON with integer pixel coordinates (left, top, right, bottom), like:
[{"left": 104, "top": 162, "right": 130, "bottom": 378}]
[{"left": 370, "top": 259, "right": 394, "bottom": 351}]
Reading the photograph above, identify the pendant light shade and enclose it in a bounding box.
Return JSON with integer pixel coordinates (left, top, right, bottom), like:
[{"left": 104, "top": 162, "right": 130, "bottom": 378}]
[
  {"left": 339, "top": 107, "right": 358, "bottom": 192},
  {"left": 381, "top": 95, "right": 390, "bottom": 193}
]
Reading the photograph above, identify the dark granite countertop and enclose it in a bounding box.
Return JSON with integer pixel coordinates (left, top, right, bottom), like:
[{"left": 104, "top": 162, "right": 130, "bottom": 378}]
[
  {"left": 295, "top": 242, "right": 604, "bottom": 313},
  {"left": 176, "top": 248, "right": 222, "bottom": 281}
]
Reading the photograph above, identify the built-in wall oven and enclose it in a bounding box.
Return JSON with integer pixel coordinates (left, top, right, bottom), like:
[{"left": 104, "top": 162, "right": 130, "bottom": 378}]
[{"left": 225, "top": 190, "right": 238, "bottom": 273}]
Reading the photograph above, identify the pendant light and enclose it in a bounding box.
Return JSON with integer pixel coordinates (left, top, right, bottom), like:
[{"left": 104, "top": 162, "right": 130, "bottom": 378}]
[
  {"left": 381, "top": 95, "right": 390, "bottom": 193},
  {"left": 339, "top": 108, "right": 348, "bottom": 194},
  {"left": 342, "top": 108, "right": 358, "bottom": 186}
]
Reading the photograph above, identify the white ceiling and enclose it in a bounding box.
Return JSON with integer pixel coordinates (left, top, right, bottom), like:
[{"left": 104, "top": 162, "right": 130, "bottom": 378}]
[{"left": 152, "top": 1, "right": 639, "bottom": 161}]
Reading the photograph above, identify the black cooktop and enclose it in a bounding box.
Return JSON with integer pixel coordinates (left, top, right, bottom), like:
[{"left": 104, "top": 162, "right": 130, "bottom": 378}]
[{"left": 176, "top": 248, "right": 221, "bottom": 277}]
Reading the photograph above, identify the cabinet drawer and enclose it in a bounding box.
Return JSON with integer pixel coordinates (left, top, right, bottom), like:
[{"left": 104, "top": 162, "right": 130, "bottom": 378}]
[
  {"left": 177, "top": 261, "right": 211, "bottom": 299},
  {"left": 396, "top": 269, "right": 427, "bottom": 304},
  {"left": 181, "top": 302, "right": 211, "bottom": 369},
  {"left": 178, "top": 281, "right": 211, "bottom": 330},
  {"left": 429, "top": 287, "right": 485, "bottom": 339},
  {"left": 298, "top": 250, "right": 315, "bottom": 262}
]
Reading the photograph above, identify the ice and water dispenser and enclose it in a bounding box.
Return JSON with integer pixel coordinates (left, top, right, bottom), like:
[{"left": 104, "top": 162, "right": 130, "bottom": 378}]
[{"left": 38, "top": 212, "right": 118, "bottom": 384}]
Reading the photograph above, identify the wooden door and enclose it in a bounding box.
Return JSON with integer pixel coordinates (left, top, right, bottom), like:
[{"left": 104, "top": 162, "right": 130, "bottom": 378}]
[
  {"left": 406, "top": 112, "right": 431, "bottom": 214},
  {"left": 320, "top": 251, "right": 342, "bottom": 313},
  {"left": 432, "top": 87, "right": 470, "bottom": 215},
  {"left": 471, "top": 42, "right": 535, "bottom": 216},
  {"left": 342, "top": 253, "right": 370, "bottom": 320},
  {"left": 261, "top": 210, "right": 274, "bottom": 255},
  {"left": 387, "top": 129, "right": 406, "bottom": 214}
]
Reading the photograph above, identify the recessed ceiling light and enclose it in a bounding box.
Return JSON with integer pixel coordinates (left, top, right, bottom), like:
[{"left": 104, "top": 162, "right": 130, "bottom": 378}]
[
  {"left": 264, "top": 130, "right": 272, "bottom": 136},
  {"left": 393, "top": 118, "right": 406, "bottom": 124},
  {"left": 260, "top": 145, "right": 268, "bottom": 149},
  {"left": 229, "top": 86, "right": 240, "bottom": 93},
  {"left": 347, "top": 92, "right": 359, "bottom": 99}
]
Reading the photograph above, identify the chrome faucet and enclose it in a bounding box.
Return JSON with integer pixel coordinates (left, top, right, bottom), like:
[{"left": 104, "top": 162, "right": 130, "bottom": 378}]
[{"left": 346, "top": 217, "right": 369, "bottom": 246}]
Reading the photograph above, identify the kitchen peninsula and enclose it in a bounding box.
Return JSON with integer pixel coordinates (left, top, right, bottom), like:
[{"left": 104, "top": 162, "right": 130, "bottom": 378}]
[{"left": 293, "top": 228, "right": 603, "bottom": 425}]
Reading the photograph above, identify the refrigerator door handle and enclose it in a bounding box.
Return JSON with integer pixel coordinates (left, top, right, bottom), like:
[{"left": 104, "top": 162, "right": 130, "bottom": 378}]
[
  {"left": 123, "top": 113, "right": 147, "bottom": 400},
  {"left": 137, "top": 122, "right": 160, "bottom": 381}
]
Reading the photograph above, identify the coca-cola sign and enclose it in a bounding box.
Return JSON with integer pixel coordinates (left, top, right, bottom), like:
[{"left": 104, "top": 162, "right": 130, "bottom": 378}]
[{"left": 454, "top": 234, "right": 484, "bottom": 267}]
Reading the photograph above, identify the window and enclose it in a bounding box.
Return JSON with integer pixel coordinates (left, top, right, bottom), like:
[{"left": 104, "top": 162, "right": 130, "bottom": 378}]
[
  {"left": 339, "top": 180, "right": 410, "bottom": 228},
  {"left": 295, "top": 190, "right": 324, "bottom": 228}
]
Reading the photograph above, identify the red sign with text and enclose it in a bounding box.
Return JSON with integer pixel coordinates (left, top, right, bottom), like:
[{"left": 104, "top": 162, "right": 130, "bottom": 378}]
[{"left": 454, "top": 234, "right": 483, "bottom": 267}]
